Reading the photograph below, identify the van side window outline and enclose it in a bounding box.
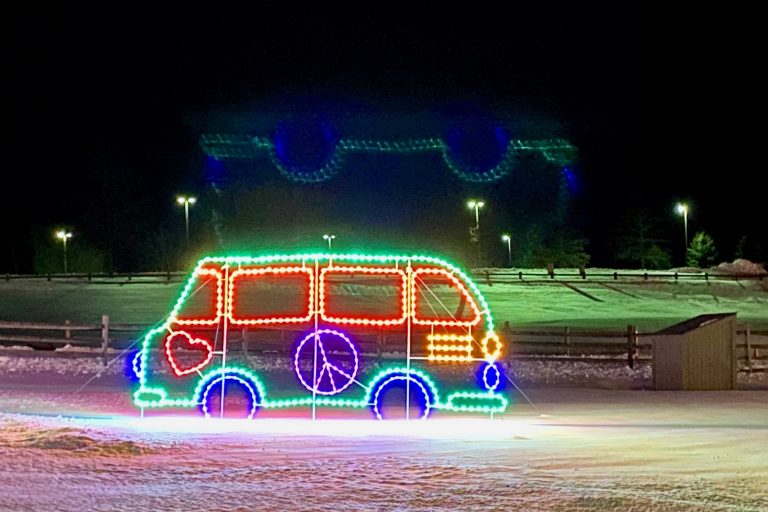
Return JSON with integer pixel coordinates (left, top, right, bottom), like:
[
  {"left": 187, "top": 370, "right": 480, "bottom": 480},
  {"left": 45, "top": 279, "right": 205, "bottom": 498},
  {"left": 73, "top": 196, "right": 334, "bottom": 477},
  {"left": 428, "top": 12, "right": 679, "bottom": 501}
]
[
  {"left": 411, "top": 267, "right": 482, "bottom": 327},
  {"left": 319, "top": 265, "right": 408, "bottom": 326},
  {"left": 170, "top": 268, "right": 224, "bottom": 326},
  {"left": 227, "top": 266, "right": 315, "bottom": 326}
]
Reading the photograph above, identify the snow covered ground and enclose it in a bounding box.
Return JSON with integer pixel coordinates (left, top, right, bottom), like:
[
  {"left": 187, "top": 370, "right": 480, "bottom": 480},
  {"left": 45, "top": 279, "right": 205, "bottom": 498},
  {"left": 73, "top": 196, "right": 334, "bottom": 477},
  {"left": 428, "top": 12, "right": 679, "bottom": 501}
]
[
  {"left": 1, "top": 272, "right": 766, "bottom": 331},
  {"left": 1, "top": 351, "right": 767, "bottom": 511}
]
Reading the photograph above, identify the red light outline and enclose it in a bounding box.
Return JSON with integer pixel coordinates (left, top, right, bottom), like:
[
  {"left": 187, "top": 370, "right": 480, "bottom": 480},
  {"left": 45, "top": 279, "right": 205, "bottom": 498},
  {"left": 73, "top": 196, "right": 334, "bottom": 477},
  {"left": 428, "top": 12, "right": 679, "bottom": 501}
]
[
  {"left": 165, "top": 330, "right": 214, "bottom": 376},
  {"left": 319, "top": 265, "right": 408, "bottom": 326},
  {"left": 227, "top": 266, "right": 314, "bottom": 326},
  {"left": 171, "top": 268, "right": 223, "bottom": 326},
  {"left": 411, "top": 267, "right": 482, "bottom": 327}
]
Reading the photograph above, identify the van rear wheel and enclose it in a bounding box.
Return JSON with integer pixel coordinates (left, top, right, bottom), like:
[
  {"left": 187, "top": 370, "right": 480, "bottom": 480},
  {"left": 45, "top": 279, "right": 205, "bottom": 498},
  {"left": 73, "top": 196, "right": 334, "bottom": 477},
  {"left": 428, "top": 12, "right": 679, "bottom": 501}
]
[{"left": 200, "top": 374, "right": 261, "bottom": 419}]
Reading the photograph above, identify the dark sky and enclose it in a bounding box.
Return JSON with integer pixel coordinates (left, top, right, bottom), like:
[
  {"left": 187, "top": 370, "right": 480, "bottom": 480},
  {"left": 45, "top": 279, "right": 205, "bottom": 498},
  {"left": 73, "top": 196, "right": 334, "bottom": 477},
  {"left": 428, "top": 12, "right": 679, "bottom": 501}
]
[{"left": 5, "top": 4, "right": 764, "bottom": 272}]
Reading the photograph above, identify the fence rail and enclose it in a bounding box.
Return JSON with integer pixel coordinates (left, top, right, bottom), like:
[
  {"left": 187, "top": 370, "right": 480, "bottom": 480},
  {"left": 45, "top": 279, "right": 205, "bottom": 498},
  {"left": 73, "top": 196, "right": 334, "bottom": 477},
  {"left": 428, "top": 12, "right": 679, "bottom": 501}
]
[
  {"left": 2, "top": 268, "right": 766, "bottom": 284},
  {"left": 2, "top": 319, "right": 766, "bottom": 370},
  {"left": 2, "top": 271, "right": 187, "bottom": 283},
  {"left": 471, "top": 268, "right": 767, "bottom": 283}
]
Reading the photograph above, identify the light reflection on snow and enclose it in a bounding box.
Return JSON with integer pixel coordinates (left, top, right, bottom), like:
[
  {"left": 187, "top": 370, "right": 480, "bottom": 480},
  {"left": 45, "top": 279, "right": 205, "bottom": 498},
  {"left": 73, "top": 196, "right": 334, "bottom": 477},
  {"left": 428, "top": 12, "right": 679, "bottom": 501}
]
[{"left": 84, "top": 415, "right": 541, "bottom": 439}]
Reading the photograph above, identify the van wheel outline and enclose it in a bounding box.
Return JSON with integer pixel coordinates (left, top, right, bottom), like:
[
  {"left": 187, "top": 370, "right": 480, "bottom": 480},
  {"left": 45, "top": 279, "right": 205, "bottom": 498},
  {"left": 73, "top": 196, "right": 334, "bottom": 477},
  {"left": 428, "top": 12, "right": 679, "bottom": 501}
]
[
  {"left": 370, "top": 372, "right": 434, "bottom": 421},
  {"left": 200, "top": 374, "right": 261, "bottom": 419}
]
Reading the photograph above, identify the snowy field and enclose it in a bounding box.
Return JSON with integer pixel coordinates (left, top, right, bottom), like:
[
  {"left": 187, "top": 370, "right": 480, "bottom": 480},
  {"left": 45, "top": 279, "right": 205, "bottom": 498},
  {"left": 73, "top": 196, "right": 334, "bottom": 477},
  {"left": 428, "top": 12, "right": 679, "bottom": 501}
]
[
  {"left": 1, "top": 271, "right": 766, "bottom": 510},
  {"left": 0, "top": 271, "right": 766, "bottom": 331},
  {"left": 1, "top": 352, "right": 767, "bottom": 511}
]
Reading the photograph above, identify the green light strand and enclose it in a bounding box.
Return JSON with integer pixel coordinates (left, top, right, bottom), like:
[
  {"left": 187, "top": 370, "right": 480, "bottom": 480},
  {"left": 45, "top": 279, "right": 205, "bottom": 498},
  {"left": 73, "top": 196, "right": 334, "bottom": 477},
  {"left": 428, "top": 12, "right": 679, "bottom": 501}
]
[{"left": 199, "top": 134, "right": 576, "bottom": 183}]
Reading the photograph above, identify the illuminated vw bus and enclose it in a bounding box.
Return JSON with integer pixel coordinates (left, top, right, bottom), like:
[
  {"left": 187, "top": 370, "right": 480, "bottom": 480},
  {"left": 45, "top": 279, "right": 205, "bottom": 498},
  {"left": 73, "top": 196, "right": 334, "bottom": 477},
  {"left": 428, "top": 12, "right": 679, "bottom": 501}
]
[{"left": 132, "top": 253, "right": 508, "bottom": 419}]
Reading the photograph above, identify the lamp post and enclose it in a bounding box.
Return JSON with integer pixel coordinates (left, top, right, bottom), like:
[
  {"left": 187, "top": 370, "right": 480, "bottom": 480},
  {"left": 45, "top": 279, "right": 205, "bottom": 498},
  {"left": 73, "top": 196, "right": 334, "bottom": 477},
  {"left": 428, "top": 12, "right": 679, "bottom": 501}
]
[
  {"left": 501, "top": 234, "right": 512, "bottom": 266},
  {"left": 323, "top": 234, "right": 336, "bottom": 250},
  {"left": 55, "top": 230, "right": 73, "bottom": 273},
  {"left": 176, "top": 196, "right": 197, "bottom": 243},
  {"left": 675, "top": 203, "right": 689, "bottom": 250},
  {"left": 467, "top": 200, "right": 485, "bottom": 232},
  {"left": 467, "top": 200, "right": 485, "bottom": 264}
]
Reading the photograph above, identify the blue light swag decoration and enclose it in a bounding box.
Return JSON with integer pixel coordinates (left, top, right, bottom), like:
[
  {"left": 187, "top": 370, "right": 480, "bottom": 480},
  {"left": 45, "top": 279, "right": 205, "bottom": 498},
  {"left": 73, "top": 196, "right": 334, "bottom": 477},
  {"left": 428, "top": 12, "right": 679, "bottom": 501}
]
[{"left": 200, "top": 130, "right": 576, "bottom": 183}]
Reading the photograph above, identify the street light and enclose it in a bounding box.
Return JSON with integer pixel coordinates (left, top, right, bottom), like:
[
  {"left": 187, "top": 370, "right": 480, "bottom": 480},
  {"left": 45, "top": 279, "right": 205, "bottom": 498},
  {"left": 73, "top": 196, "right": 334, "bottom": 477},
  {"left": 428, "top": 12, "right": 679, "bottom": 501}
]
[
  {"left": 501, "top": 234, "right": 512, "bottom": 266},
  {"left": 675, "top": 202, "right": 689, "bottom": 249},
  {"left": 176, "top": 195, "right": 197, "bottom": 243},
  {"left": 466, "top": 200, "right": 485, "bottom": 231},
  {"left": 466, "top": 200, "right": 485, "bottom": 264},
  {"left": 323, "top": 234, "right": 336, "bottom": 250},
  {"left": 55, "top": 230, "right": 73, "bottom": 273}
]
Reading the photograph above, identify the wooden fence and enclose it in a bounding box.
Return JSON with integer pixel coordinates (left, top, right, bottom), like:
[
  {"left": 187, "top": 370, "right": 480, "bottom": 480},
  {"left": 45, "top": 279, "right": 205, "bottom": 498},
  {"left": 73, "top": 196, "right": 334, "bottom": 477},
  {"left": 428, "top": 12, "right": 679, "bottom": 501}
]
[
  {"left": 2, "top": 268, "right": 765, "bottom": 285},
  {"left": 1, "top": 318, "right": 765, "bottom": 370}
]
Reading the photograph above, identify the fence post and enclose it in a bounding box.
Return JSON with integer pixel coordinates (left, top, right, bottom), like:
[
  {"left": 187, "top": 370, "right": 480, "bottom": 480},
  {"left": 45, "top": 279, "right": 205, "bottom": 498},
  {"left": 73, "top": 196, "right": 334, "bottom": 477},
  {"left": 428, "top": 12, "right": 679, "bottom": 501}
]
[
  {"left": 101, "top": 315, "right": 110, "bottom": 366},
  {"left": 613, "top": 271, "right": 618, "bottom": 280},
  {"left": 745, "top": 326, "right": 752, "bottom": 371},
  {"left": 65, "top": 319, "right": 71, "bottom": 339},
  {"left": 564, "top": 326, "right": 570, "bottom": 356},
  {"left": 626, "top": 324, "right": 637, "bottom": 369},
  {"left": 518, "top": 271, "right": 523, "bottom": 281},
  {"left": 674, "top": 271, "right": 678, "bottom": 282}
]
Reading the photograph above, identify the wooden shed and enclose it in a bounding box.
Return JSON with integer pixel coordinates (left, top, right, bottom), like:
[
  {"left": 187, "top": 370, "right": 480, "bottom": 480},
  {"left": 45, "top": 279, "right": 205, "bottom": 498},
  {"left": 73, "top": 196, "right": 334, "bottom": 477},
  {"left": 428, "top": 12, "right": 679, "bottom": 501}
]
[{"left": 651, "top": 313, "right": 737, "bottom": 390}]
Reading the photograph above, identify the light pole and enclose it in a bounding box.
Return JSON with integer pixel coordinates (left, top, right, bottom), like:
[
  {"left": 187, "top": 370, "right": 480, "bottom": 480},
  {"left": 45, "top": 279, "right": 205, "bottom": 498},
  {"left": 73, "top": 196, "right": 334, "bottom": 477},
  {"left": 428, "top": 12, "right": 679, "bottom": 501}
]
[
  {"left": 467, "top": 200, "right": 485, "bottom": 231},
  {"left": 55, "top": 230, "right": 73, "bottom": 273},
  {"left": 467, "top": 200, "right": 485, "bottom": 264},
  {"left": 675, "top": 203, "right": 689, "bottom": 250},
  {"left": 501, "top": 234, "right": 512, "bottom": 266},
  {"left": 323, "top": 234, "right": 336, "bottom": 250},
  {"left": 176, "top": 196, "right": 197, "bottom": 243}
]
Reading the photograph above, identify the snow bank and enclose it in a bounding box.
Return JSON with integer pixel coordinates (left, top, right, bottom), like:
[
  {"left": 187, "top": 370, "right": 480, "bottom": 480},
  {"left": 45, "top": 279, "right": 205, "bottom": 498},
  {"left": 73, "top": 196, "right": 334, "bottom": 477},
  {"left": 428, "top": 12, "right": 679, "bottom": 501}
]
[{"left": 713, "top": 258, "right": 767, "bottom": 276}]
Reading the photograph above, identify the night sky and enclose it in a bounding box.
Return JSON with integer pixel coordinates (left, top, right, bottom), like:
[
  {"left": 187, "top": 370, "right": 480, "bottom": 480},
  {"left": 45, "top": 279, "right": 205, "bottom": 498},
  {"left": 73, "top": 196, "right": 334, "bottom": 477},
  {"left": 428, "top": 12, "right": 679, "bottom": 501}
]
[{"left": 5, "top": 4, "right": 764, "bottom": 272}]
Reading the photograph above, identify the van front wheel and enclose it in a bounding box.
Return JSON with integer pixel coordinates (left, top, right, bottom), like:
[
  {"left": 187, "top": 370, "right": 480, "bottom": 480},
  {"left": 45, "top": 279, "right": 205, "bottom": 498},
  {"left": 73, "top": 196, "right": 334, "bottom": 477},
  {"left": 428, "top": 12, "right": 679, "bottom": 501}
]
[{"left": 370, "top": 372, "right": 433, "bottom": 421}]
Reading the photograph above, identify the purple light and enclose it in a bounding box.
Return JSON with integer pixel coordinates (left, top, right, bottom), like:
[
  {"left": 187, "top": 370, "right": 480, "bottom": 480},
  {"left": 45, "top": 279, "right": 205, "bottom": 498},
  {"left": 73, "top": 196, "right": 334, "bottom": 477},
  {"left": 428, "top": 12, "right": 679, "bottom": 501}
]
[{"left": 294, "top": 329, "right": 359, "bottom": 395}]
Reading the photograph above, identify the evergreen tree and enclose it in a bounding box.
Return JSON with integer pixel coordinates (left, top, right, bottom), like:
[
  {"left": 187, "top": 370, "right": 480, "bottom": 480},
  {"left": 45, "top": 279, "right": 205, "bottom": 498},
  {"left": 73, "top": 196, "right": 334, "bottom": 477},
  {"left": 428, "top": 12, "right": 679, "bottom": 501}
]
[{"left": 686, "top": 231, "right": 717, "bottom": 268}]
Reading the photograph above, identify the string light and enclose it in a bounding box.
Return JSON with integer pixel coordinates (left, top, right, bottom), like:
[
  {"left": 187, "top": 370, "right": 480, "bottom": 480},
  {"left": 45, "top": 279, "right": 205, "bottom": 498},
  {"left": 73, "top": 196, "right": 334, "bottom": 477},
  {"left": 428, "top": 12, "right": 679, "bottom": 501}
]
[
  {"left": 426, "top": 333, "right": 473, "bottom": 362},
  {"left": 200, "top": 134, "right": 576, "bottom": 183},
  {"left": 318, "top": 265, "right": 408, "bottom": 326},
  {"left": 480, "top": 333, "right": 502, "bottom": 361},
  {"left": 482, "top": 363, "right": 500, "bottom": 391},
  {"left": 228, "top": 266, "right": 314, "bottom": 325},
  {"left": 132, "top": 351, "right": 143, "bottom": 379},
  {"left": 443, "top": 391, "right": 508, "bottom": 413},
  {"left": 132, "top": 253, "right": 508, "bottom": 419},
  {"left": 196, "top": 367, "right": 266, "bottom": 419},
  {"left": 170, "top": 268, "right": 223, "bottom": 326},
  {"left": 412, "top": 267, "right": 482, "bottom": 327},
  {"left": 164, "top": 330, "right": 214, "bottom": 376},
  {"left": 200, "top": 374, "right": 258, "bottom": 419},
  {"left": 293, "top": 329, "right": 359, "bottom": 395},
  {"left": 366, "top": 367, "right": 439, "bottom": 420}
]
